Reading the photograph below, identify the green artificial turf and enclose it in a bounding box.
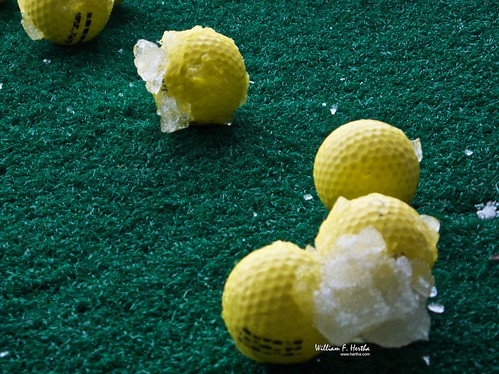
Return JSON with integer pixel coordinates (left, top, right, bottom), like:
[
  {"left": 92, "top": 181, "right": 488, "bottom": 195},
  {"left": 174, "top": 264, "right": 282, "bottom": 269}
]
[{"left": 1, "top": 0, "right": 498, "bottom": 372}]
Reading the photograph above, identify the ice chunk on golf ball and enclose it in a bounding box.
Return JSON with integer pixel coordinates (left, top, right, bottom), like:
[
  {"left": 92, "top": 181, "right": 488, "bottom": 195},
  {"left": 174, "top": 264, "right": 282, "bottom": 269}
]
[
  {"left": 133, "top": 40, "right": 167, "bottom": 95},
  {"left": 298, "top": 227, "right": 434, "bottom": 348}
]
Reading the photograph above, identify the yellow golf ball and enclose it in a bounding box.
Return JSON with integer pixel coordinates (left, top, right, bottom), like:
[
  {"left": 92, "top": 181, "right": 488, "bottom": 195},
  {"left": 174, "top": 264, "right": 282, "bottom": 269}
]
[
  {"left": 18, "top": 0, "right": 114, "bottom": 45},
  {"left": 315, "top": 193, "right": 440, "bottom": 267},
  {"left": 313, "top": 119, "right": 420, "bottom": 209},
  {"left": 222, "top": 241, "right": 326, "bottom": 364},
  {"left": 160, "top": 26, "right": 249, "bottom": 125},
  {"left": 134, "top": 26, "right": 249, "bottom": 132}
]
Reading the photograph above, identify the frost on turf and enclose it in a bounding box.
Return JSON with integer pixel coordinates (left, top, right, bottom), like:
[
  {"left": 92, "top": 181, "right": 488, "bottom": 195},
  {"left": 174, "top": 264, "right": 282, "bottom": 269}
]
[
  {"left": 133, "top": 39, "right": 189, "bottom": 133},
  {"left": 476, "top": 201, "right": 498, "bottom": 220},
  {"left": 307, "top": 227, "right": 434, "bottom": 348}
]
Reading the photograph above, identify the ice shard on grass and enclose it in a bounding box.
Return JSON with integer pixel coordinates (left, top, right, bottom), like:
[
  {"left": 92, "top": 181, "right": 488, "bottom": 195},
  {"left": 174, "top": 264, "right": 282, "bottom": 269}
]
[
  {"left": 428, "top": 303, "right": 445, "bottom": 314},
  {"left": 411, "top": 138, "right": 423, "bottom": 162},
  {"left": 476, "top": 201, "right": 498, "bottom": 220},
  {"left": 430, "top": 286, "right": 438, "bottom": 298}
]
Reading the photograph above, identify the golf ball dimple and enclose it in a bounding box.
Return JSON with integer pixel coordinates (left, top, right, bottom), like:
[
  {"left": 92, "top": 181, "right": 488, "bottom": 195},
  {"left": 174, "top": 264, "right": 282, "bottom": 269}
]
[
  {"left": 18, "top": 0, "right": 114, "bottom": 45},
  {"left": 313, "top": 119, "right": 421, "bottom": 210},
  {"left": 221, "top": 241, "right": 325, "bottom": 364}
]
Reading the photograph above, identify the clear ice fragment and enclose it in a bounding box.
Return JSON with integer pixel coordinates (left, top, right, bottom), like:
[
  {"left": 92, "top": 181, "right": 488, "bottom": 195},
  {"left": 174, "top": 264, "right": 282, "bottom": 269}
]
[
  {"left": 304, "top": 194, "right": 313, "bottom": 201},
  {"left": 421, "top": 215, "right": 440, "bottom": 233},
  {"left": 0, "top": 83, "right": 3, "bottom": 90},
  {"left": 423, "top": 356, "right": 430, "bottom": 366},
  {"left": 464, "top": 149, "right": 473, "bottom": 156},
  {"left": 430, "top": 286, "right": 437, "bottom": 298},
  {"left": 330, "top": 103, "right": 338, "bottom": 115},
  {"left": 0, "top": 351, "right": 9, "bottom": 358},
  {"left": 411, "top": 138, "right": 423, "bottom": 162},
  {"left": 43, "top": 59, "right": 51, "bottom": 64},
  {"left": 134, "top": 38, "right": 193, "bottom": 132},
  {"left": 157, "top": 94, "right": 190, "bottom": 133},
  {"left": 133, "top": 39, "right": 167, "bottom": 95},
  {"left": 428, "top": 303, "right": 445, "bottom": 314}
]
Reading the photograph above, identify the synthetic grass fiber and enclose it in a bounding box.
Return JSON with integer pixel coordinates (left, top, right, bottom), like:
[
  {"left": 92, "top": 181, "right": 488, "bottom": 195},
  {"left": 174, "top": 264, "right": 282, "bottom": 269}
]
[{"left": 1, "top": 0, "right": 498, "bottom": 372}]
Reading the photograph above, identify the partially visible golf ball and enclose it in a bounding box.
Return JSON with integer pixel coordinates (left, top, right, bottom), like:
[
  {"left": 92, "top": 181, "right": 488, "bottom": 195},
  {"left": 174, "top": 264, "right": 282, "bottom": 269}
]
[
  {"left": 222, "top": 241, "right": 326, "bottom": 364},
  {"left": 18, "top": 0, "right": 114, "bottom": 45},
  {"left": 313, "top": 119, "right": 421, "bottom": 209}
]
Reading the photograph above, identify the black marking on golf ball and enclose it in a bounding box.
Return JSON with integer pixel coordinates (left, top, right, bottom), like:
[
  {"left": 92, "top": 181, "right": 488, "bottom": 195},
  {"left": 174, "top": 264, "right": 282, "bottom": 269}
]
[
  {"left": 77, "top": 13, "right": 93, "bottom": 44},
  {"left": 64, "top": 12, "right": 81, "bottom": 44},
  {"left": 64, "top": 12, "right": 93, "bottom": 45},
  {"left": 238, "top": 327, "right": 303, "bottom": 357}
]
